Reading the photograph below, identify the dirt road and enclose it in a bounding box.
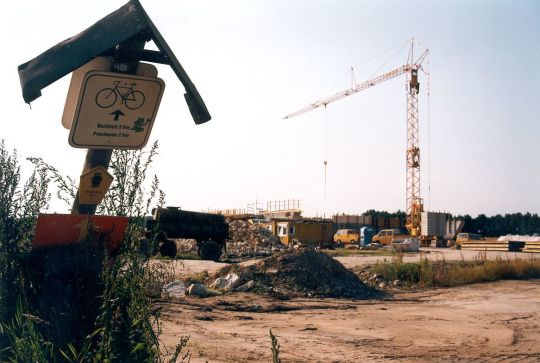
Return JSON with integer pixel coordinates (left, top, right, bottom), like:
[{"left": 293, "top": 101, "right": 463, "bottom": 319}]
[{"left": 157, "top": 279, "right": 540, "bottom": 362}]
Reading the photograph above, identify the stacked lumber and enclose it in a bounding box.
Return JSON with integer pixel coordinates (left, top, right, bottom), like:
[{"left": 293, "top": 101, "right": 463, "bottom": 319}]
[
  {"left": 522, "top": 241, "right": 540, "bottom": 253},
  {"left": 461, "top": 240, "right": 508, "bottom": 251},
  {"left": 498, "top": 235, "right": 540, "bottom": 253}
]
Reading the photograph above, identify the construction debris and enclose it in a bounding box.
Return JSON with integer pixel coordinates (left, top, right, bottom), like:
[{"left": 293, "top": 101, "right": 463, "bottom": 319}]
[
  {"left": 226, "top": 219, "right": 286, "bottom": 258},
  {"left": 210, "top": 272, "right": 243, "bottom": 291},
  {"left": 236, "top": 280, "right": 255, "bottom": 292},
  {"left": 357, "top": 270, "right": 404, "bottom": 290},
  {"left": 216, "top": 248, "right": 373, "bottom": 298},
  {"left": 187, "top": 283, "right": 208, "bottom": 297},
  {"left": 163, "top": 281, "right": 186, "bottom": 298},
  {"left": 175, "top": 239, "right": 198, "bottom": 253},
  {"left": 392, "top": 238, "right": 420, "bottom": 252}
]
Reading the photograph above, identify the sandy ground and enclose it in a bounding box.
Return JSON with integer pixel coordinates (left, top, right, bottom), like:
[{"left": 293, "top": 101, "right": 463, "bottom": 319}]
[
  {"left": 169, "top": 248, "right": 538, "bottom": 279},
  {"left": 157, "top": 279, "right": 540, "bottom": 362}
]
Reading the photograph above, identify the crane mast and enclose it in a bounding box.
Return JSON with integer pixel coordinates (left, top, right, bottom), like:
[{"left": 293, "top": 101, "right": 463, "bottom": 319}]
[
  {"left": 284, "top": 43, "right": 428, "bottom": 236},
  {"left": 406, "top": 65, "right": 422, "bottom": 236}
]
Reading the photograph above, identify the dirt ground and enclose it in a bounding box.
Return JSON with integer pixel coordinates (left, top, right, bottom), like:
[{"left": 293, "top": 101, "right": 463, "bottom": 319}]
[
  {"left": 157, "top": 279, "right": 540, "bottom": 362},
  {"left": 157, "top": 250, "right": 540, "bottom": 362},
  {"left": 169, "top": 248, "right": 538, "bottom": 278}
]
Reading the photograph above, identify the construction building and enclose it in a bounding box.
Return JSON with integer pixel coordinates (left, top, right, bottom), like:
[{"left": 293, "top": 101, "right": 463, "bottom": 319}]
[{"left": 260, "top": 218, "right": 332, "bottom": 247}]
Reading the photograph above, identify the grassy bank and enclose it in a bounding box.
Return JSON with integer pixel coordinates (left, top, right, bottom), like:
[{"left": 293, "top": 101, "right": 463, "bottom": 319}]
[{"left": 369, "top": 252, "right": 540, "bottom": 288}]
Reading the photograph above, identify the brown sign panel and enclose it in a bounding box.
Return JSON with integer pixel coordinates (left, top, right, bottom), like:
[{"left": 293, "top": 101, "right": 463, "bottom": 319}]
[
  {"left": 79, "top": 166, "right": 114, "bottom": 204},
  {"left": 68, "top": 70, "right": 165, "bottom": 149}
]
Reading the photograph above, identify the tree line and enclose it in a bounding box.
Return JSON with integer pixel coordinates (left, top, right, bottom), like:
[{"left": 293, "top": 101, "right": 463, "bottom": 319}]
[
  {"left": 361, "top": 210, "right": 540, "bottom": 237},
  {"left": 459, "top": 213, "right": 540, "bottom": 237}
]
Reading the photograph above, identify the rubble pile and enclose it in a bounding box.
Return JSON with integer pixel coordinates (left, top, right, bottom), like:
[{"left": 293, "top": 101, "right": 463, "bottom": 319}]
[
  {"left": 358, "top": 270, "right": 404, "bottom": 289},
  {"left": 215, "top": 248, "right": 373, "bottom": 298},
  {"left": 175, "top": 239, "right": 197, "bottom": 253},
  {"left": 226, "top": 219, "right": 286, "bottom": 258}
]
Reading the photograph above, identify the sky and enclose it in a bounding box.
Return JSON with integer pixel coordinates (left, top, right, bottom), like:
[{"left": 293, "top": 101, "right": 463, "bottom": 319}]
[{"left": 1, "top": 0, "right": 539, "bottom": 217}]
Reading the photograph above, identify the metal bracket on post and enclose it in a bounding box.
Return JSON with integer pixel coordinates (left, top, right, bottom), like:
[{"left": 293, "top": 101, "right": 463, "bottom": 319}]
[{"left": 72, "top": 33, "right": 148, "bottom": 215}]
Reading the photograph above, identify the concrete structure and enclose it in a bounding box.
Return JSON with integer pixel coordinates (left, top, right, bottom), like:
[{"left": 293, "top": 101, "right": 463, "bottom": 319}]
[{"left": 420, "top": 211, "right": 447, "bottom": 237}]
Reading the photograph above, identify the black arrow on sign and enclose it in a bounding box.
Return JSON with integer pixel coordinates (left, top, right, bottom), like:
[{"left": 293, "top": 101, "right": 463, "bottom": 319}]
[{"left": 110, "top": 109, "right": 125, "bottom": 121}]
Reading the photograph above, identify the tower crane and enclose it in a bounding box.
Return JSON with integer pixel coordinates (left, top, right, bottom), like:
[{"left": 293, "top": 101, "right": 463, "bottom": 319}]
[{"left": 284, "top": 43, "right": 429, "bottom": 236}]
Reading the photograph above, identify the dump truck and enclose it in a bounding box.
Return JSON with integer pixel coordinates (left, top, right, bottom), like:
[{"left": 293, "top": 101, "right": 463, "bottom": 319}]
[{"left": 145, "top": 206, "right": 229, "bottom": 261}]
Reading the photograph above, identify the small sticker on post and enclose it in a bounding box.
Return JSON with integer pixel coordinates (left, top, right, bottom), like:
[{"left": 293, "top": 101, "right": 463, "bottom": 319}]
[{"left": 79, "top": 166, "right": 114, "bottom": 204}]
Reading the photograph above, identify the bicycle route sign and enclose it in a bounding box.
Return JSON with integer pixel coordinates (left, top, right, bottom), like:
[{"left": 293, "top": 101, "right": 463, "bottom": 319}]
[{"left": 68, "top": 70, "right": 165, "bottom": 149}]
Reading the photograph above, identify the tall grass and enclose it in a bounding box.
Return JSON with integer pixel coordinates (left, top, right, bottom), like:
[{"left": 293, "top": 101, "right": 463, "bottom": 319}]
[
  {"left": 0, "top": 140, "right": 188, "bottom": 362},
  {"left": 0, "top": 140, "right": 50, "bottom": 348},
  {"left": 98, "top": 140, "right": 165, "bottom": 218},
  {"left": 371, "top": 252, "right": 540, "bottom": 287}
]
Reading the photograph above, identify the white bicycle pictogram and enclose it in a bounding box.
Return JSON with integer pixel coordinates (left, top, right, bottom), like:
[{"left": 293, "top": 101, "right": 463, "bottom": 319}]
[{"left": 95, "top": 81, "right": 145, "bottom": 110}]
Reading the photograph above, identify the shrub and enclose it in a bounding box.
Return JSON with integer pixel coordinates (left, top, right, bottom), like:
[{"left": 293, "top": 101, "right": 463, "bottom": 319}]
[{"left": 371, "top": 252, "right": 540, "bottom": 288}]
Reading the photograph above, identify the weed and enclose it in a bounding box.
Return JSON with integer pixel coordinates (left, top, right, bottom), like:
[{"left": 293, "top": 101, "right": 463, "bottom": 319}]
[
  {"left": 145, "top": 261, "right": 177, "bottom": 299},
  {"left": 0, "top": 302, "right": 54, "bottom": 363},
  {"left": 370, "top": 252, "right": 540, "bottom": 288},
  {"left": 98, "top": 140, "right": 165, "bottom": 218},
  {"left": 0, "top": 140, "right": 50, "bottom": 350},
  {"left": 0, "top": 140, "right": 192, "bottom": 362},
  {"left": 167, "top": 336, "right": 191, "bottom": 363},
  {"left": 94, "top": 238, "right": 162, "bottom": 362},
  {"left": 269, "top": 329, "right": 281, "bottom": 363},
  {"left": 184, "top": 270, "right": 209, "bottom": 286},
  {"left": 173, "top": 253, "right": 201, "bottom": 261}
]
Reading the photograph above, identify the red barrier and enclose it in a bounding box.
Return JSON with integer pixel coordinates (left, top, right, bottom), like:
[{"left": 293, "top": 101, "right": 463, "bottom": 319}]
[{"left": 33, "top": 214, "right": 129, "bottom": 252}]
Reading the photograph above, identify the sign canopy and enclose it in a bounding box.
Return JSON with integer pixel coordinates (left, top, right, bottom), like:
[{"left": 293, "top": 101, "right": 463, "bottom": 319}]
[{"left": 17, "top": 0, "right": 210, "bottom": 125}]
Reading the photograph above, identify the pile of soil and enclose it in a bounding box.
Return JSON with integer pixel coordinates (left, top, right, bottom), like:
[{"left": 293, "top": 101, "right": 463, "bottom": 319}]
[{"left": 226, "top": 248, "right": 374, "bottom": 298}]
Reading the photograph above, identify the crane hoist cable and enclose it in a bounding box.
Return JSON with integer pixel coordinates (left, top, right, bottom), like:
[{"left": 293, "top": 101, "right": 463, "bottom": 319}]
[
  {"left": 425, "top": 52, "right": 431, "bottom": 211},
  {"left": 323, "top": 105, "right": 328, "bottom": 214}
]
